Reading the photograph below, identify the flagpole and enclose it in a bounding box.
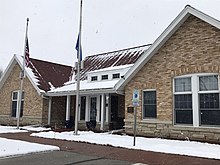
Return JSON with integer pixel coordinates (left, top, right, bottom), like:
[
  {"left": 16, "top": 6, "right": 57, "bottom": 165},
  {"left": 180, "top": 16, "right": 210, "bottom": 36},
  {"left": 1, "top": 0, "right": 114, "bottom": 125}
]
[
  {"left": 74, "top": 0, "right": 83, "bottom": 135},
  {"left": 17, "top": 18, "right": 29, "bottom": 129}
]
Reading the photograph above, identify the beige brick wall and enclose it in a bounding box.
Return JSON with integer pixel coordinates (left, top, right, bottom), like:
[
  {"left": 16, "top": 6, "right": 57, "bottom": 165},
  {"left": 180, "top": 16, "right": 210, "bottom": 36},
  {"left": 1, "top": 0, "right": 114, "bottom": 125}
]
[
  {"left": 125, "top": 16, "right": 220, "bottom": 142},
  {"left": 0, "top": 63, "right": 46, "bottom": 125},
  {"left": 50, "top": 96, "right": 76, "bottom": 128}
]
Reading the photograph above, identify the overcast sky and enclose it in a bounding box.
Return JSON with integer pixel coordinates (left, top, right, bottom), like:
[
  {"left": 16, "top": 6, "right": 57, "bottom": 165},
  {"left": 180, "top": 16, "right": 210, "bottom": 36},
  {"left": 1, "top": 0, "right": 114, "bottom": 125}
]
[{"left": 1, "top": 0, "right": 220, "bottom": 70}]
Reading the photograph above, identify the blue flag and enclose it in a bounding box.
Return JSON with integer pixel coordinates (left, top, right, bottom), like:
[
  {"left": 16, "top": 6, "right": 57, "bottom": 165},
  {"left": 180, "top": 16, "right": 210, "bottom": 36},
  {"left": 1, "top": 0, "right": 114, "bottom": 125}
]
[{"left": 75, "top": 34, "right": 82, "bottom": 61}]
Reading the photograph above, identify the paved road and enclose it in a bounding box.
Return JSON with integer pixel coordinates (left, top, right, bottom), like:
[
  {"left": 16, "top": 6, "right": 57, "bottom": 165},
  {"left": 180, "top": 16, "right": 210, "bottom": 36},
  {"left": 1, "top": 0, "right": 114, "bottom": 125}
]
[
  {"left": 0, "top": 151, "right": 142, "bottom": 165},
  {"left": 1, "top": 132, "right": 220, "bottom": 165}
]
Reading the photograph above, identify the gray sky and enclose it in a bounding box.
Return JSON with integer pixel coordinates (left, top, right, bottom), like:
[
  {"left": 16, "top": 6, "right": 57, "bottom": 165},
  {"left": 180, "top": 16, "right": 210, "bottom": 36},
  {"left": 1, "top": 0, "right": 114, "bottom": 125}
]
[{"left": 1, "top": 0, "right": 220, "bottom": 70}]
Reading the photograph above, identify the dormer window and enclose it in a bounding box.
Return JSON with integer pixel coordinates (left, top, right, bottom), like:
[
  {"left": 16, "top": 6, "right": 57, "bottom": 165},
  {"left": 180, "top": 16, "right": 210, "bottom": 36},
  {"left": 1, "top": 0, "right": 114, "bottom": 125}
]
[
  {"left": 101, "top": 75, "right": 108, "bottom": 80},
  {"left": 91, "top": 76, "right": 98, "bottom": 81},
  {"left": 113, "top": 73, "right": 120, "bottom": 79}
]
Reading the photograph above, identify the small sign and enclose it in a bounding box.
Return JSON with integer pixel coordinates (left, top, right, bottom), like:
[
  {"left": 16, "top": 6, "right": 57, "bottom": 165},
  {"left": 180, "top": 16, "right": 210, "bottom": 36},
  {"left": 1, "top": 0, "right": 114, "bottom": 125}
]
[
  {"left": 132, "top": 89, "right": 139, "bottom": 107},
  {"left": 127, "top": 107, "right": 134, "bottom": 113}
]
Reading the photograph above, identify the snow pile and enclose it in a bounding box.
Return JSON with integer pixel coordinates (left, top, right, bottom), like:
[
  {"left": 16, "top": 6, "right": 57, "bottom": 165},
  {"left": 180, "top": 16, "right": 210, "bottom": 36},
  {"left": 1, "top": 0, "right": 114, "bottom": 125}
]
[
  {"left": 0, "top": 125, "right": 50, "bottom": 133},
  {"left": 0, "top": 125, "right": 58, "bottom": 158},
  {"left": 31, "top": 130, "right": 220, "bottom": 160},
  {"left": 0, "top": 138, "right": 59, "bottom": 158},
  {"left": 21, "top": 125, "right": 51, "bottom": 132},
  {"left": 0, "top": 125, "right": 27, "bottom": 134}
]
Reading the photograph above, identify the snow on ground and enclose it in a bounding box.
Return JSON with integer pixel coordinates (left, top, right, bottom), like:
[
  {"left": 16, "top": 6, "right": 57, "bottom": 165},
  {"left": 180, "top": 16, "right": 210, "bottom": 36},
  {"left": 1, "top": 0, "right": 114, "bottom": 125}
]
[
  {"left": 31, "top": 130, "right": 220, "bottom": 160},
  {"left": 0, "top": 125, "right": 58, "bottom": 158},
  {"left": 21, "top": 125, "right": 51, "bottom": 132},
  {"left": 1, "top": 125, "right": 220, "bottom": 160},
  {"left": 0, "top": 138, "right": 59, "bottom": 158},
  {"left": 0, "top": 125, "right": 51, "bottom": 133},
  {"left": 0, "top": 125, "right": 27, "bottom": 133}
]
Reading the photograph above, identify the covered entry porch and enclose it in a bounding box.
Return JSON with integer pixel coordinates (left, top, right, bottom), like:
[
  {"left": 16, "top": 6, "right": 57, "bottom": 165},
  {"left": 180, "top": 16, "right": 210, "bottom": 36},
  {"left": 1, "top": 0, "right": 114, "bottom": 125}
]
[{"left": 47, "top": 92, "right": 125, "bottom": 131}]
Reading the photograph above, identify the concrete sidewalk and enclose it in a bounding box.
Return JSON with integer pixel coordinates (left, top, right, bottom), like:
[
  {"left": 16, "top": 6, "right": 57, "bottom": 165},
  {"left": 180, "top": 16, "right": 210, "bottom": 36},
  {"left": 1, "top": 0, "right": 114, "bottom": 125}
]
[{"left": 0, "top": 132, "right": 220, "bottom": 165}]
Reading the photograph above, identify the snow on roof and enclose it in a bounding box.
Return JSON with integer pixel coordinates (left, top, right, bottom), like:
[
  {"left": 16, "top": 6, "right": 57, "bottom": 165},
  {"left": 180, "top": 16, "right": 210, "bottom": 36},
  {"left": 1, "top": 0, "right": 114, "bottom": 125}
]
[
  {"left": 79, "top": 44, "right": 151, "bottom": 80},
  {"left": 49, "top": 79, "right": 119, "bottom": 94},
  {"left": 16, "top": 55, "right": 72, "bottom": 92},
  {"left": 88, "top": 64, "right": 133, "bottom": 74},
  {"left": 16, "top": 55, "right": 40, "bottom": 87},
  {"left": 12, "top": 44, "right": 150, "bottom": 95}
]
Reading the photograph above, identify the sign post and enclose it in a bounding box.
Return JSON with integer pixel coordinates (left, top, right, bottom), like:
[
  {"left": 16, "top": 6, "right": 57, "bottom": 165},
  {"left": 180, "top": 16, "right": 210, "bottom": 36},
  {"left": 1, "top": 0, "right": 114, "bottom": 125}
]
[{"left": 132, "top": 89, "right": 139, "bottom": 146}]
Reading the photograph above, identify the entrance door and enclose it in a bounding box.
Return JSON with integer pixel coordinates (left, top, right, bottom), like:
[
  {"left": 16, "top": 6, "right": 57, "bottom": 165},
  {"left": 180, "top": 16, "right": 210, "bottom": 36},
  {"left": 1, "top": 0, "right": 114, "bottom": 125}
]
[
  {"left": 80, "top": 96, "right": 86, "bottom": 120},
  {"left": 111, "top": 95, "right": 118, "bottom": 122},
  {"left": 90, "top": 97, "right": 97, "bottom": 121}
]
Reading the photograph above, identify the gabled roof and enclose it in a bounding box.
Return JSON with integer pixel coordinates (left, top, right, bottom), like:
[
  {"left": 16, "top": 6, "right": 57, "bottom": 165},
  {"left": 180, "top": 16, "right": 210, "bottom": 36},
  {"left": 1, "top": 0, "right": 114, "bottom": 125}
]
[
  {"left": 28, "top": 58, "right": 72, "bottom": 92},
  {"left": 47, "top": 44, "right": 151, "bottom": 96},
  {"left": 115, "top": 5, "right": 220, "bottom": 91},
  {"left": 0, "top": 55, "right": 72, "bottom": 93},
  {"left": 79, "top": 44, "right": 151, "bottom": 80}
]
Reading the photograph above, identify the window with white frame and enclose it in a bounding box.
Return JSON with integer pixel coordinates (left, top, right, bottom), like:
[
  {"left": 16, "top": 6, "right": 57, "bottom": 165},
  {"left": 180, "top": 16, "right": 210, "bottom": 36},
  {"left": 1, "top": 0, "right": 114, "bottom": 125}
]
[
  {"left": 199, "top": 75, "right": 220, "bottom": 125},
  {"left": 174, "top": 74, "right": 220, "bottom": 126},
  {"left": 113, "top": 73, "right": 120, "bottom": 79},
  {"left": 143, "top": 90, "right": 157, "bottom": 119},
  {"left": 91, "top": 76, "right": 97, "bottom": 81},
  {"left": 11, "top": 91, "right": 24, "bottom": 118},
  {"left": 101, "top": 75, "right": 108, "bottom": 80},
  {"left": 174, "top": 77, "right": 193, "bottom": 125}
]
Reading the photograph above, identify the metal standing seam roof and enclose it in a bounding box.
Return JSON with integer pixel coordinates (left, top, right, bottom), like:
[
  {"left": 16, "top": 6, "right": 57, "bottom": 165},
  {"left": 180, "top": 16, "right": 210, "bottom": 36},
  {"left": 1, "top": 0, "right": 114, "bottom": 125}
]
[
  {"left": 27, "top": 44, "right": 151, "bottom": 92},
  {"left": 28, "top": 58, "right": 72, "bottom": 92},
  {"left": 78, "top": 44, "right": 151, "bottom": 80}
]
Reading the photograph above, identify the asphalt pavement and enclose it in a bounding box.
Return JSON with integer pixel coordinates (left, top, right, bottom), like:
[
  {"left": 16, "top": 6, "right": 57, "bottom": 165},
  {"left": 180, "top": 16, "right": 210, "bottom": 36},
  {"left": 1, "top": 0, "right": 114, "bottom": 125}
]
[{"left": 0, "top": 151, "right": 140, "bottom": 165}]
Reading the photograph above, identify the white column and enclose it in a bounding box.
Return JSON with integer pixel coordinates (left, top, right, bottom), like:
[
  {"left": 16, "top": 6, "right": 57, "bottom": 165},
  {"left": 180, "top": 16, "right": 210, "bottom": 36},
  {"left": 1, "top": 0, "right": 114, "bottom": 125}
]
[
  {"left": 85, "top": 95, "right": 90, "bottom": 121},
  {"left": 48, "top": 97, "right": 52, "bottom": 125},
  {"left": 100, "top": 93, "right": 106, "bottom": 130},
  {"left": 96, "top": 95, "right": 101, "bottom": 122},
  {"left": 192, "top": 75, "right": 199, "bottom": 127},
  {"left": 106, "top": 94, "right": 110, "bottom": 123},
  {"left": 66, "top": 95, "right": 71, "bottom": 121}
]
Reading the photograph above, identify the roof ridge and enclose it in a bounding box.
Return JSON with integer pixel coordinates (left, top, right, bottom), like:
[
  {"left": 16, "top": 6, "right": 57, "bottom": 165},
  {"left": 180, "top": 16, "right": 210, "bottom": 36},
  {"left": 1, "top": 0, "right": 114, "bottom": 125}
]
[
  {"left": 29, "top": 57, "right": 72, "bottom": 68},
  {"left": 86, "top": 44, "right": 152, "bottom": 58}
]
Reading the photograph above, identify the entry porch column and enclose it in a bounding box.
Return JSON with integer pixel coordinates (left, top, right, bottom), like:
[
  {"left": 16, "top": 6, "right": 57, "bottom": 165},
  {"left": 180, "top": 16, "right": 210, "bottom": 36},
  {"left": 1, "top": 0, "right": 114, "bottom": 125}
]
[
  {"left": 48, "top": 97, "right": 52, "bottom": 125},
  {"left": 66, "top": 95, "right": 71, "bottom": 121},
  {"left": 100, "top": 93, "right": 106, "bottom": 130}
]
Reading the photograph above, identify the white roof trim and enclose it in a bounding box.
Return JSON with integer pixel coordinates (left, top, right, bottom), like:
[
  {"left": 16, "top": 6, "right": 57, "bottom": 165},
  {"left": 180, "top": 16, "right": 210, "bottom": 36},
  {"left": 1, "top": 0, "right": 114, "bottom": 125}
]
[
  {"left": 0, "top": 55, "right": 44, "bottom": 96},
  {"left": 115, "top": 6, "right": 220, "bottom": 91}
]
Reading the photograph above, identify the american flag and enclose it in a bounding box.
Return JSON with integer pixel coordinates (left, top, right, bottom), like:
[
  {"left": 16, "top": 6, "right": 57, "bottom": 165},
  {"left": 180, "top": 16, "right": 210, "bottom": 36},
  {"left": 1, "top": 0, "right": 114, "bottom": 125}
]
[{"left": 25, "top": 38, "right": 30, "bottom": 67}]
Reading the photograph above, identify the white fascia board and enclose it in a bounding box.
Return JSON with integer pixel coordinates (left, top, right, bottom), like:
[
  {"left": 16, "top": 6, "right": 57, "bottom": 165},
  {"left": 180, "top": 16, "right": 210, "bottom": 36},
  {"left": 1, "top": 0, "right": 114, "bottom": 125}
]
[
  {"left": 46, "top": 88, "right": 116, "bottom": 97},
  {"left": 187, "top": 6, "right": 220, "bottom": 29},
  {"left": 115, "top": 6, "right": 220, "bottom": 91},
  {"left": 115, "top": 8, "right": 190, "bottom": 91},
  {"left": 14, "top": 55, "right": 44, "bottom": 96},
  {"left": 0, "top": 55, "right": 17, "bottom": 90}
]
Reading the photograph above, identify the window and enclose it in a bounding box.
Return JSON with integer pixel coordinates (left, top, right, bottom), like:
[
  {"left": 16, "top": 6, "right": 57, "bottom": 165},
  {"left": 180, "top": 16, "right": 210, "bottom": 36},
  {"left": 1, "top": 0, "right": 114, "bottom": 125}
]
[
  {"left": 199, "top": 75, "right": 220, "bottom": 125},
  {"left": 143, "top": 90, "right": 157, "bottom": 118},
  {"left": 12, "top": 91, "right": 24, "bottom": 118},
  {"left": 101, "top": 75, "right": 108, "bottom": 80},
  {"left": 174, "top": 77, "right": 192, "bottom": 125},
  {"left": 173, "top": 74, "right": 220, "bottom": 127},
  {"left": 91, "top": 76, "right": 97, "bottom": 81},
  {"left": 113, "top": 73, "right": 120, "bottom": 79}
]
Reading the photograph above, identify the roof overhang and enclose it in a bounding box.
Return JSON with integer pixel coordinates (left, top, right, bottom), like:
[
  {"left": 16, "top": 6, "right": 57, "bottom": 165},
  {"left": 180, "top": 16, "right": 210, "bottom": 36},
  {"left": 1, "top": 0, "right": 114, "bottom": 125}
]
[
  {"left": 45, "top": 87, "right": 124, "bottom": 97},
  {"left": 0, "top": 55, "right": 45, "bottom": 96},
  {"left": 115, "top": 6, "right": 220, "bottom": 91}
]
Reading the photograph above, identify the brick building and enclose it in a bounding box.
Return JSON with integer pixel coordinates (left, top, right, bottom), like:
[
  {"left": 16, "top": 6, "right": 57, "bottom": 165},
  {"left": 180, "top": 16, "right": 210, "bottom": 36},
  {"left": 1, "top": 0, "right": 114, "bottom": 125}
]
[
  {"left": 116, "top": 6, "right": 220, "bottom": 143},
  {"left": 1, "top": 5, "right": 220, "bottom": 143},
  {"left": 0, "top": 55, "right": 72, "bottom": 126},
  {"left": 0, "top": 45, "right": 149, "bottom": 131}
]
